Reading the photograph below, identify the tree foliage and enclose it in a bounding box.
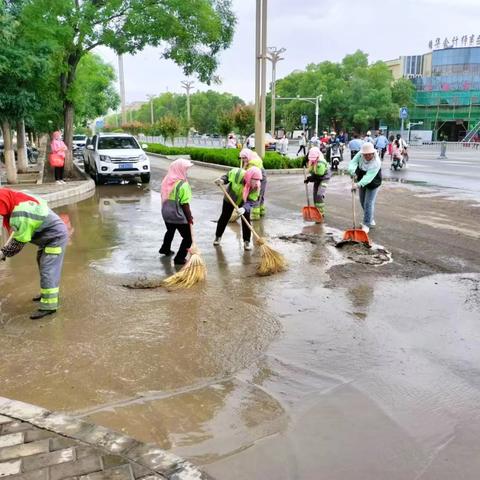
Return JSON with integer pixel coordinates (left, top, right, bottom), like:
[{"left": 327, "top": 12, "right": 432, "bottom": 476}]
[
  {"left": 106, "top": 90, "right": 244, "bottom": 134},
  {"left": 275, "top": 50, "right": 416, "bottom": 132},
  {"left": 19, "top": 0, "right": 236, "bottom": 171}
]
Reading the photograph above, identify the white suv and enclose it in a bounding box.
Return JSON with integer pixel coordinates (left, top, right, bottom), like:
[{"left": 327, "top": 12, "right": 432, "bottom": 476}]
[{"left": 84, "top": 133, "right": 150, "bottom": 185}]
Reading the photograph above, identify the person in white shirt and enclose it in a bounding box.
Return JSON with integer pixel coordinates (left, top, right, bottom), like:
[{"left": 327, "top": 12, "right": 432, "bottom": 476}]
[{"left": 297, "top": 132, "right": 307, "bottom": 156}]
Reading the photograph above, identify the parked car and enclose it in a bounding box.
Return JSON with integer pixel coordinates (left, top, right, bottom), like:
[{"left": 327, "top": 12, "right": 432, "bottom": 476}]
[
  {"left": 72, "top": 134, "right": 87, "bottom": 157},
  {"left": 83, "top": 133, "right": 150, "bottom": 185},
  {"left": 245, "top": 133, "right": 276, "bottom": 151}
]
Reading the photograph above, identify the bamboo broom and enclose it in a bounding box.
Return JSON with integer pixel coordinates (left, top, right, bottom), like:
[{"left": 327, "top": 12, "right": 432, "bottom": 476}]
[
  {"left": 162, "top": 224, "right": 207, "bottom": 289},
  {"left": 217, "top": 183, "right": 287, "bottom": 276}
]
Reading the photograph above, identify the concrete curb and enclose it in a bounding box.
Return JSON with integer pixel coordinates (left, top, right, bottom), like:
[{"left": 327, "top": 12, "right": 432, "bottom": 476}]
[
  {"left": 0, "top": 396, "right": 212, "bottom": 480},
  {"left": 43, "top": 179, "right": 96, "bottom": 208},
  {"left": 147, "top": 152, "right": 305, "bottom": 175}
]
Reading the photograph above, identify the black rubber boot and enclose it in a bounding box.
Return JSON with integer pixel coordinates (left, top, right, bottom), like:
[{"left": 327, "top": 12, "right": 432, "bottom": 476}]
[
  {"left": 174, "top": 257, "right": 187, "bottom": 265},
  {"left": 159, "top": 247, "right": 175, "bottom": 256},
  {"left": 30, "top": 310, "right": 56, "bottom": 320}
]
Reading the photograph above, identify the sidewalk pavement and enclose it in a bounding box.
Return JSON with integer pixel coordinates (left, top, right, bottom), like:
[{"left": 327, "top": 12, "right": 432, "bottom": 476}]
[
  {"left": 5, "top": 180, "right": 95, "bottom": 209},
  {"left": 0, "top": 397, "right": 210, "bottom": 480}
]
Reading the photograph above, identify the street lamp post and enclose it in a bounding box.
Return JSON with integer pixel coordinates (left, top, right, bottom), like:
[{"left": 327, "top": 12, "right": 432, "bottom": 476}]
[
  {"left": 181, "top": 80, "right": 195, "bottom": 145},
  {"left": 266, "top": 47, "right": 286, "bottom": 137},
  {"left": 146, "top": 94, "right": 155, "bottom": 124},
  {"left": 255, "top": 0, "right": 268, "bottom": 159},
  {"left": 275, "top": 95, "right": 323, "bottom": 136}
]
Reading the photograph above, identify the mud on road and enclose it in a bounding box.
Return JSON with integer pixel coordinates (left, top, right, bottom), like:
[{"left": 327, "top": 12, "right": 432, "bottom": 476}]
[{"left": 1, "top": 156, "right": 480, "bottom": 480}]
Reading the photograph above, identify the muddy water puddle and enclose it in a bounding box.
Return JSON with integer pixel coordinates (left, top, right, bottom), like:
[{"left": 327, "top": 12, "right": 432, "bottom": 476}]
[{"left": 1, "top": 184, "right": 480, "bottom": 479}]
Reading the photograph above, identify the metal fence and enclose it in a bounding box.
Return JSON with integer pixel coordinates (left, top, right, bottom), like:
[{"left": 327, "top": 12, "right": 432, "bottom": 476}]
[{"left": 139, "top": 135, "right": 225, "bottom": 148}]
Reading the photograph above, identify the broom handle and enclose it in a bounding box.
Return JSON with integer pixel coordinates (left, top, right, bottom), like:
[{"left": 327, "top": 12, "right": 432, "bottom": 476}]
[
  {"left": 351, "top": 178, "right": 357, "bottom": 229},
  {"left": 303, "top": 167, "right": 311, "bottom": 207},
  {"left": 189, "top": 223, "right": 196, "bottom": 247},
  {"left": 217, "top": 183, "right": 262, "bottom": 242}
]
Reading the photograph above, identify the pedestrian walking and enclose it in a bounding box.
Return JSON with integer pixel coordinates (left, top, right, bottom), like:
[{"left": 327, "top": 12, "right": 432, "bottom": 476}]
[
  {"left": 302, "top": 146, "right": 331, "bottom": 215},
  {"left": 0, "top": 188, "right": 68, "bottom": 319},
  {"left": 348, "top": 133, "right": 363, "bottom": 159},
  {"left": 374, "top": 130, "right": 388, "bottom": 160},
  {"left": 279, "top": 134, "right": 289, "bottom": 156},
  {"left": 297, "top": 132, "right": 307, "bottom": 156},
  {"left": 226, "top": 133, "right": 237, "bottom": 149},
  {"left": 363, "top": 131, "right": 374, "bottom": 144},
  {"left": 159, "top": 159, "right": 194, "bottom": 265},
  {"left": 49, "top": 131, "right": 67, "bottom": 184},
  {"left": 347, "top": 143, "right": 382, "bottom": 233},
  {"left": 213, "top": 166, "right": 263, "bottom": 251},
  {"left": 240, "top": 148, "right": 267, "bottom": 219}
]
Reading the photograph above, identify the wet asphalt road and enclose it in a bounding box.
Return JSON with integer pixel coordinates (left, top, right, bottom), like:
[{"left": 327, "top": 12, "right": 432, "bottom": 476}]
[{"left": 1, "top": 156, "right": 480, "bottom": 479}]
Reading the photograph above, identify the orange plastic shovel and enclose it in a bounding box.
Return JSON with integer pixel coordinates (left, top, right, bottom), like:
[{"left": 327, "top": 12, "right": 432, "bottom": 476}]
[
  {"left": 302, "top": 168, "right": 323, "bottom": 223},
  {"left": 337, "top": 181, "right": 370, "bottom": 247}
]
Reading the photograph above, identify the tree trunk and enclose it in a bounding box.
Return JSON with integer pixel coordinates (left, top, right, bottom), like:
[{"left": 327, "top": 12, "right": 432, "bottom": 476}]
[
  {"left": 16, "top": 119, "right": 28, "bottom": 173},
  {"left": 1, "top": 120, "right": 17, "bottom": 184},
  {"left": 63, "top": 100, "right": 74, "bottom": 177}
]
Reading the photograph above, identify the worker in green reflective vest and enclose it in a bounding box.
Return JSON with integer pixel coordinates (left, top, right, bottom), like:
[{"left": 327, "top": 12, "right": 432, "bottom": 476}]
[{"left": 0, "top": 188, "right": 68, "bottom": 320}]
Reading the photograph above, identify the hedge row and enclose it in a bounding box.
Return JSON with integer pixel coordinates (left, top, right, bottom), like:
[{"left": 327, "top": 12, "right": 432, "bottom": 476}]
[{"left": 145, "top": 143, "right": 303, "bottom": 169}]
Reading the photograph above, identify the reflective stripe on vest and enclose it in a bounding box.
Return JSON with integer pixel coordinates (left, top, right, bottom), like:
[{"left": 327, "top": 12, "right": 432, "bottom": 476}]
[{"left": 44, "top": 246, "right": 62, "bottom": 255}]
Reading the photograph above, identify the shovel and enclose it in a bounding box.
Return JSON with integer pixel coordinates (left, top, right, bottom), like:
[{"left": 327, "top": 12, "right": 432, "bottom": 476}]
[
  {"left": 302, "top": 168, "right": 323, "bottom": 223},
  {"left": 336, "top": 180, "right": 370, "bottom": 247}
]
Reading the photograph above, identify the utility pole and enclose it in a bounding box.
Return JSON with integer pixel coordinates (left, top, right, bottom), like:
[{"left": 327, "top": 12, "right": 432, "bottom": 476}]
[
  {"left": 255, "top": 0, "right": 268, "bottom": 158},
  {"left": 146, "top": 94, "right": 155, "bottom": 124},
  {"left": 266, "top": 47, "right": 286, "bottom": 138},
  {"left": 118, "top": 54, "right": 127, "bottom": 125},
  {"left": 181, "top": 80, "right": 195, "bottom": 144}
]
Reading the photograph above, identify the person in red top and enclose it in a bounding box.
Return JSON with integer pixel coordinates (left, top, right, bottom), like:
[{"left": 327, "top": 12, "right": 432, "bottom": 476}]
[{"left": 0, "top": 188, "right": 69, "bottom": 319}]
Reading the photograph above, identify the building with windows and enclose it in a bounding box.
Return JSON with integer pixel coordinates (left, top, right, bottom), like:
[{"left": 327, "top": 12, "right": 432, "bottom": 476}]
[{"left": 387, "top": 44, "right": 480, "bottom": 141}]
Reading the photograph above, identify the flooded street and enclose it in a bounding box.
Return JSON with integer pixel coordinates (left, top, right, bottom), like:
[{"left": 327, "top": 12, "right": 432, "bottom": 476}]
[{"left": 1, "top": 157, "right": 480, "bottom": 479}]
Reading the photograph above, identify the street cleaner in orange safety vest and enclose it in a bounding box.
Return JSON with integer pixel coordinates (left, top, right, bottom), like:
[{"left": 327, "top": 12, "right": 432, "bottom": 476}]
[
  {"left": 213, "top": 166, "right": 263, "bottom": 251},
  {"left": 0, "top": 188, "right": 68, "bottom": 320},
  {"left": 239, "top": 148, "right": 267, "bottom": 220},
  {"left": 302, "top": 146, "right": 331, "bottom": 215}
]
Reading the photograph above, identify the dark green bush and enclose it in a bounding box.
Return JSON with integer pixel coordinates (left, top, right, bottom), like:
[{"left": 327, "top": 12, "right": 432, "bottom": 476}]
[{"left": 145, "top": 144, "right": 302, "bottom": 169}]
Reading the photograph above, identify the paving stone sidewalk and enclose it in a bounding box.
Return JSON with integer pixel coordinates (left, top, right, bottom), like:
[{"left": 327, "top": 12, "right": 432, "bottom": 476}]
[{"left": 0, "top": 398, "right": 210, "bottom": 480}]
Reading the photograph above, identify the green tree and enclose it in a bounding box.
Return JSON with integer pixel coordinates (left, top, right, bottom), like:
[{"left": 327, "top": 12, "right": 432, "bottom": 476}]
[
  {"left": 20, "top": 0, "right": 236, "bottom": 173},
  {"left": 233, "top": 104, "right": 255, "bottom": 138},
  {"left": 218, "top": 111, "right": 235, "bottom": 141},
  {"left": 157, "top": 115, "right": 181, "bottom": 145},
  {"left": 392, "top": 78, "right": 416, "bottom": 110},
  {"left": 0, "top": 1, "right": 52, "bottom": 181},
  {"left": 72, "top": 53, "right": 120, "bottom": 128},
  {"left": 275, "top": 50, "right": 403, "bottom": 133}
]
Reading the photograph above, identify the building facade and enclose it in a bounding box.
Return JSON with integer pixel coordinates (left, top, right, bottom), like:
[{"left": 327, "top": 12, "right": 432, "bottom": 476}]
[{"left": 387, "top": 46, "right": 480, "bottom": 141}]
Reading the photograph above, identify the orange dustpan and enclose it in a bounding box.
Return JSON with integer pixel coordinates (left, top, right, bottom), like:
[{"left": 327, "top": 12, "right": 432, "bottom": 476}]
[
  {"left": 337, "top": 183, "right": 370, "bottom": 247},
  {"left": 302, "top": 168, "right": 323, "bottom": 223}
]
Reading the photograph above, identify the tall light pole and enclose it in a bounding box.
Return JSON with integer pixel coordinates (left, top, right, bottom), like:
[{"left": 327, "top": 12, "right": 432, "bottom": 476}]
[
  {"left": 146, "top": 94, "right": 155, "bottom": 124},
  {"left": 275, "top": 95, "right": 323, "bottom": 136},
  {"left": 255, "top": 0, "right": 268, "bottom": 158},
  {"left": 118, "top": 54, "right": 127, "bottom": 125},
  {"left": 267, "top": 47, "right": 285, "bottom": 137},
  {"left": 181, "top": 80, "right": 195, "bottom": 144}
]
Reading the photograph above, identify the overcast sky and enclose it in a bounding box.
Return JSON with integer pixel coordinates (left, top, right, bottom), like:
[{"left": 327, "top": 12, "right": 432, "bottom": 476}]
[{"left": 95, "top": 0, "right": 480, "bottom": 106}]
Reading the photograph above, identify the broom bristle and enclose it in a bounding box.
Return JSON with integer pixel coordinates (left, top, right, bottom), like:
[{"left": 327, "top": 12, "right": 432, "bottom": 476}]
[
  {"left": 163, "top": 249, "right": 207, "bottom": 289},
  {"left": 256, "top": 238, "right": 287, "bottom": 276}
]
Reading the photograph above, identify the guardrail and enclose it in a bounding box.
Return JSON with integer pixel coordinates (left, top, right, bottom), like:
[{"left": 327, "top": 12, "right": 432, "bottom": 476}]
[{"left": 408, "top": 141, "right": 480, "bottom": 151}]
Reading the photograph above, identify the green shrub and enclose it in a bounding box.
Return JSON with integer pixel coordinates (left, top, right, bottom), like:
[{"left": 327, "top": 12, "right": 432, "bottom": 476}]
[{"left": 144, "top": 143, "right": 301, "bottom": 169}]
